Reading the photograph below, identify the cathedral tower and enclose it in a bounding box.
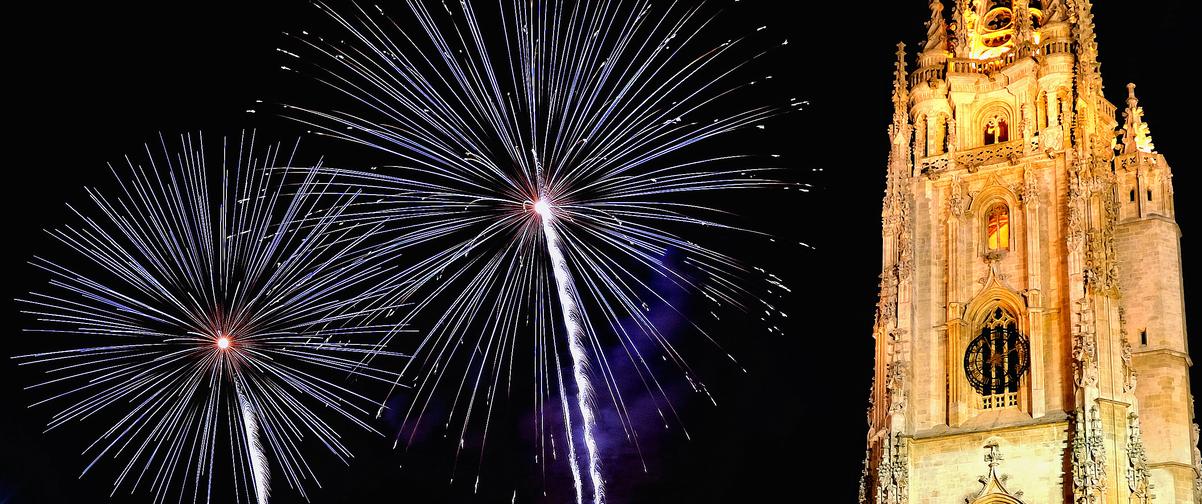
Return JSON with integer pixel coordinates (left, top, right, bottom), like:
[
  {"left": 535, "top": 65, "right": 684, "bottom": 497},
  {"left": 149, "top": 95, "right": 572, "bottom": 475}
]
[{"left": 860, "top": 1, "right": 1201, "bottom": 503}]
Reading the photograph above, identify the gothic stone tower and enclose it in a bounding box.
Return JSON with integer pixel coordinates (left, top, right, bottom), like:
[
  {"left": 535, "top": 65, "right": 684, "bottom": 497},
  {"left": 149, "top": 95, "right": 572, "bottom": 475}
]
[{"left": 860, "top": 1, "right": 1201, "bottom": 503}]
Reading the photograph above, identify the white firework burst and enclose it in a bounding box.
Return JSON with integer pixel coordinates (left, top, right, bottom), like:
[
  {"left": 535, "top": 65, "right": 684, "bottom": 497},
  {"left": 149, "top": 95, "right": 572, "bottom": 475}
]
[
  {"left": 281, "top": 1, "right": 799, "bottom": 501},
  {"left": 15, "top": 132, "right": 408, "bottom": 503}
]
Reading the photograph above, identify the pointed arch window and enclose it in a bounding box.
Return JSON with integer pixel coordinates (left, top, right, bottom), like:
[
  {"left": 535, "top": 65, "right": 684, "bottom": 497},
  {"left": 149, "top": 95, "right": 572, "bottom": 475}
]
[
  {"left": 984, "top": 115, "right": 1009, "bottom": 145},
  {"left": 985, "top": 203, "right": 1010, "bottom": 251},
  {"left": 964, "top": 307, "right": 1029, "bottom": 410}
]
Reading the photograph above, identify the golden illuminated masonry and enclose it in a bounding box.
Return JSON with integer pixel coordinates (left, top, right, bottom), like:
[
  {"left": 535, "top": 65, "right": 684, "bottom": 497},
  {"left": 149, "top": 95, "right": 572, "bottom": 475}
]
[{"left": 860, "top": 1, "right": 1200, "bottom": 503}]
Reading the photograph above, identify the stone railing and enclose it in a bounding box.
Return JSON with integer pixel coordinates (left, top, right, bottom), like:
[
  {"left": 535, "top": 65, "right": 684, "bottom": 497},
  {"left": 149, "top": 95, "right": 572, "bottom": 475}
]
[
  {"left": 954, "top": 140, "right": 1023, "bottom": 170},
  {"left": 916, "top": 141, "right": 1023, "bottom": 178},
  {"left": 918, "top": 153, "right": 952, "bottom": 177},
  {"left": 949, "top": 51, "right": 1022, "bottom": 76},
  {"left": 1041, "top": 38, "right": 1074, "bottom": 56},
  {"left": 910, "top": 64, "right": 948, "bottom": 88},
  {"left": 942, "top": 41, "right": 1075, "bottom": 78}
]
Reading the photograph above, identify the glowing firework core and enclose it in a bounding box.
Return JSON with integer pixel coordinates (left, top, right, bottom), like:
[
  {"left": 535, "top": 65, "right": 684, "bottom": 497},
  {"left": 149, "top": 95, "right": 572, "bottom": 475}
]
[
  {"left": 533, "top": 199, "right": 552, "bottom": 218},
  {"left": 216, "top": 336, "right": 231, "bottom": 350}
]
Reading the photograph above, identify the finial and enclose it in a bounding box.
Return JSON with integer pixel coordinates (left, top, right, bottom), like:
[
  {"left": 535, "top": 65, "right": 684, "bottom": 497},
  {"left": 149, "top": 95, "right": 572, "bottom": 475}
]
[
  {"left": 889, "top": 42, "right": 910, "bottom": 144},
  {"left": 984, "top": 442, "right": 1003, "bottom": 467},
  {"left": 894, "top": 42, "right": 908, "bottom": 85},
  {"left": 923, "top": 0, "right": 948, "bottom": 52},
  {"left": 1120, "top": 82, "right": 1155, "bottom": 154}
]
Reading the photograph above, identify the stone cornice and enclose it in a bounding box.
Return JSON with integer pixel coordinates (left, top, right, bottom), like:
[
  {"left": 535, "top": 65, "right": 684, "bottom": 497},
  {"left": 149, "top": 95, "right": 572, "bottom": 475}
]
[
  {"left": 1131, "top": 348, "right": 1193, "bottom": 367},
  {"left": 911, "top": 410, "right": 1070, "bottom": 441}
]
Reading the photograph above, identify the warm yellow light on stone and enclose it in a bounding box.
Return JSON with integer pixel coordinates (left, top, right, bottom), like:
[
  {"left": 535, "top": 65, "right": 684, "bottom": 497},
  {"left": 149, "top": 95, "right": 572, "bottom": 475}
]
[{"left": 863, "top": 3, "right": 1196, "bottom": 503}]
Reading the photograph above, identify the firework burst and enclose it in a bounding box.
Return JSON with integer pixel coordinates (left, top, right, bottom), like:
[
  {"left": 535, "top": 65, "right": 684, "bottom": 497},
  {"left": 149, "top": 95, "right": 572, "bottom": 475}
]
[
  {"left": 282, "top": 1, "right": 798, "bottom": 501},
  {"left": 15, "top": 133, "right": 407, "bottom": 503}
]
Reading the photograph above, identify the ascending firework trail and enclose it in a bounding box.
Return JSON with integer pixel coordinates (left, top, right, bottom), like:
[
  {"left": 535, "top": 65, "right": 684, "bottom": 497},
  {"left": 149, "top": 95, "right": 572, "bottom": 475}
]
[{"left": 284, "top": 1, "right": 801, "bottom": 501}]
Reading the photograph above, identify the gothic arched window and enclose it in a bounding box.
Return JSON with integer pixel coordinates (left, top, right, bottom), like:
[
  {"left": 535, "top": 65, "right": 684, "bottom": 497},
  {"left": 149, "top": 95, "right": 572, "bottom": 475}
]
[
  {"left": 985, "top": 203, "right": 1010, "bottom": 251},
  {"left": 984, "top": 115, "right": 1009, "bottom": 145},
  {"left": 964, "top": 307, "right": 1030, "bottom": 410}
]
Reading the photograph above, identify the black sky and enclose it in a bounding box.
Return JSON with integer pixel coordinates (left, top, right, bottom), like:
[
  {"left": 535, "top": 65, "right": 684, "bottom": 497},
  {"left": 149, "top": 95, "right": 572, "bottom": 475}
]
[{"left": 2, "top": 1, "right": 1194, "bottom": 503}]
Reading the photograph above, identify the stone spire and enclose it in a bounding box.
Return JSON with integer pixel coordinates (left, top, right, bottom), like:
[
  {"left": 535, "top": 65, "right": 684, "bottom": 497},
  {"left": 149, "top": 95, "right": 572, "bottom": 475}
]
[
  {"left": 1069, "top": 0, "right": 1104, "bottom": 156},
  {"left": 950, "top": 0, "right": 971, "bottom": 57},
  {"left": 923, "top": 0, "right": 948, "bottom": 52},
  {"left": 1071, "top": 0, "right": 1101, "bottom": 87},
  {"left": 1012, "top": 0, "right": 1034, "bottom": 52},
  {"left": 1120, "top": 83, "right": 1155, "bottom": 154},
  {"left": 890, "top": 42, "right": 910, "bottom": 141}
]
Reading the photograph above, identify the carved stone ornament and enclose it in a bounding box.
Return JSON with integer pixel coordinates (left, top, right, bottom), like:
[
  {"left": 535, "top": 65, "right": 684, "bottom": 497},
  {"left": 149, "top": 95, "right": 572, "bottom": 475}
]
[
  {"left": 1020, "top": 104, "right": 1035, "bottom": 153},
  {"left": 1083, "top": 183, "right": 1122, "bottom": 297},
  {"left": 1071, "top": 298, "right": 1099, "bottom": 388},
  {"left": 1012, "top": 0, "right": 1034, "bottom": 50},
  {"left": 897, "top": 199, "right": 914, "bottom": 281},
  {"left": 1041, "top": 126, "right": 1064, "bottom": 152},
  {"left": 949, "top": 176, "right": 970, "bottom": 218},
  {"left": 1044, "top": 0, "right": 1068, "bottom": 23},
  {"left": 965, "top": 442, "right": 1025, "bottom": 504},
  {"left": 947, "top": 114, "right": 958, "bottom": 154},
  {"left": 886, "top": 327, "right": 909, "bottom": 415},
  {"left": 979, "top": 252, "right": 1010, "bottom": 285},
  {"left": 876, "top": 433, "right": 909, "bottom": 504},
  {"left": 865, "top": 383, "right": 875, "bottom": 427},
  {"left": 913, "top": 117, "right": 927, "bottom": 164},
  {"left": 1066, "top": 162, "right": 1088, "bottom": 253},
  {"left": 1072, "top": 406, "right": 1107, "bottom": 504},
  {"left": 886, "top": 360, "right": 908, "bottom": 416},
  {"left": 1016, "top": 169, "right": 1039, "bottom": 205},
  {"left": 923, "top": 155, "right": 951, "bottom": 180},
  {"left": 875, "top": 270, "right": 899, "bottom": 332},
  {"left": 1126, "top": 413, "right": 1154, "bottom": 503},
  {"left": 859, "top": 448, "right": 872, "bottom": 504},
  {"left": 1119, "top": 308, "right": 1138, "bottom": 393}
]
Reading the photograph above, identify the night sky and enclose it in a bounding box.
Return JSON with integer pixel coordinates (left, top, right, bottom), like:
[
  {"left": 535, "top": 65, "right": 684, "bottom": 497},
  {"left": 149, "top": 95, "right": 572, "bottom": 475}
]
[{"left": 3, "top": 1, "right": 1194, "bottom": 503}]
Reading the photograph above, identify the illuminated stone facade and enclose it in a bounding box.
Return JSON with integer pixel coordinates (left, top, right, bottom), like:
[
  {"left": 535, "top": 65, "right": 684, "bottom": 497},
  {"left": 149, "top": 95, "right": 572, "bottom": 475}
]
[{"left": 860, "top": 1, "right": 1200, "bottom": 503}]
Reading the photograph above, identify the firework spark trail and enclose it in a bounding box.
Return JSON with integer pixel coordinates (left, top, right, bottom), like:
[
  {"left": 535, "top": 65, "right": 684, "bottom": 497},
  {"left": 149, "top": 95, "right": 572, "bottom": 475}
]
[
  {"left": 15, "top": 132, "right": 409, "bottom": 504},
  {"left": 234, "top": 379, "right": 270, "bottom": 504},
  {"left": 282, "top": 0, "right": 799, "bottom": 499},
  {"left": 538, "top": 200, "right": 604, "bottom": 503}
]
